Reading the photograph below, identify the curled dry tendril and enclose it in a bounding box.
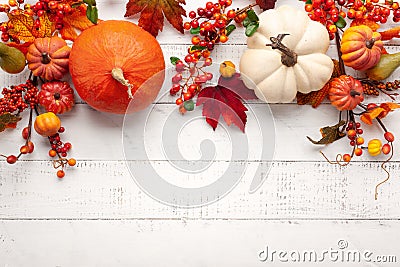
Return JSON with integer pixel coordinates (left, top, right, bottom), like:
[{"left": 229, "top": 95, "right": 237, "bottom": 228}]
[
  {"left": 320, "top": 151, "right": 351, "bottom": 167},
  {"left": 375, "top": 142, "right": 394, "bottom": 200}
]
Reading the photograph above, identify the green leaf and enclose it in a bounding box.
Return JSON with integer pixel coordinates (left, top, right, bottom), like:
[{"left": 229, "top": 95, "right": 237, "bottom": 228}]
[
  {"left": 226, "top": 24, "right": 236, "bottom": 36},
  {"left": 245, "top": 22, "right": 259, "bottom": 37},
  {"left": 190, "top": 45, "right": 206, "bottom": 51},
  {"left": 83, "top": 0, "right": 96, "bottom": 6},
  {"left": 243, "top": 17, "right": 251, "bottom": 27},
  {"left": 71, "top": 2, "right": 83, "bottom": 8},
  {"left": 247, "top": 9, "right": 258, "bottom": 22},
  {"left": 86, "top": 5, "right": 98, "bottom": 24},
  {"left": 183, "top": 100, "right": 195, "bottom": 111},
  {"left": 190, "top": 27, "right": 200, "bottom": 34},
  {"left": 307, "top": 120, "right": 346, "bottom": 145},
  {"left": 170, "top": 56, "right": 180, "bottom": 65},
  {"left": 0, "top": 112, "right": 21, "bottom": 132},
  {"left": 305, "top": 0, "right": 312, "bottom": 4},
  {"left": 335, "top": 15, "right": 347, "bottom": 29}
]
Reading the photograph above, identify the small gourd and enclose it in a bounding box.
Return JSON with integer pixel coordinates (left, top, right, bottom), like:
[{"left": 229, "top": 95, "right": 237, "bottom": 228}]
[
  {"left": 26, "top": 36, "right": 71, "bottom": 81},
  {"left": 0, "top": 43, "right": 26, "bottom": 74},
  {"left": 368, "top": 139, "right": 382, "bottom": 156},
  {"left": 38, "top": 81, "right": 75, "bottom": 114},
  {"left": 239, "top": 5, "right": 334, "bottom": 103},
  {"left": 341, "top": 25, "right": 383, "bottom": 71},
  {"left": 219, "top": 61, "right": 236, "bottom": 78},
  {"left": 329, "top": 75, "right": 364, "bottom": 111},
  {"left": 34, "top": 112, "right": 61, "bottom": 137}
]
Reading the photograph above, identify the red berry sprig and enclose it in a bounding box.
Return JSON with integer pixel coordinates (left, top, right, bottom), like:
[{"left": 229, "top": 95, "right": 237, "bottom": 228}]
[
  {"left": 0, "top": 80, "right": 38, "bottom": 114},
  {"left": 303, "top": 0, "right": 400, "bottom": 39}
]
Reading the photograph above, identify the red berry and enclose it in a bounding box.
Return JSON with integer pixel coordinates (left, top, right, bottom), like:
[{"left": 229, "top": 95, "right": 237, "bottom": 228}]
[
  {"left": 227, "top": 9, "right": 236, "bottom": 18},
  {"left": 206, "top": 1, "right": 213, "bottom": 10},
  {"left": 57, "top": 170, "right": 65, "bottom": 178},
  {"left": 382, "top": 144, "right": 391, "bottom": 155},
  {"left": 58, "top": 127, "right": 65, "bottom": 133},
  {"left": 183, "top": 22, "right": 191, "bottom": 30},
  {"left": 190, "top": 20, "right": 199, "bottom": 29},
  {"left": 6, "top": 155, "right": 18, "bottom": 164},
  {"left": 184, "top": 54, "right": 193, "bottom": 63},
  {"left": 188, "top": 84, "right": 198, "bottom": 93},
  {"left": 183, "top": 92, "right": 192, "bottom": 101},
  {"left": 20, "top": 145, "right": 29, "bottom": 154},
  {"left": 367, "top": 103, "right": 378, "bottom": 110},
  {"left": 172, "top": 73, "right": 182, "bottom": 83},
  {"left": 189, "top": 11, "right": 196, "bottom": 19},
  {"left": 384, "top": 132, "right": 394, "bottom": 142},
  {"left": 22, "top": 127, "right": 29, "bottom": 139},
  {"left": 176, "top": 98, "right": 183, "bottom": 105}
]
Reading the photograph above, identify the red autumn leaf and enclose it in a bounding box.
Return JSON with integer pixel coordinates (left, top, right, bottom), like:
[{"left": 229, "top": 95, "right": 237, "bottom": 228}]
[
  {"left": 218, "top": 73, "right": 258, "bottom": 100},
  {"left": 197, "top": 75, "right": 252, "bottom": 132},
  {"left": 256, "top": 0, "right": 277, "bottom": 10},
  {"left": 379, "top": 26, "right": 400, "bottom": 41},
  {"left": 125, "top": 0, "right": 186, "bottom": 37}
]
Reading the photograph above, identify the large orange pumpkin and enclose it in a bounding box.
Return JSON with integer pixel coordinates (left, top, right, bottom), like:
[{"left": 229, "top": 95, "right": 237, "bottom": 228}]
[{"left": 69, "top": 20, "right": 165, "bottom": 114}]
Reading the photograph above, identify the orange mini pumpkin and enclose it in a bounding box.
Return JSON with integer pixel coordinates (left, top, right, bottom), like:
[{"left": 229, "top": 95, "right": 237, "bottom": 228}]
[
  {"left": 26, "top": 36, "right": 71, "bottom": 81},
  {"left": 69, "top": 20, "right": 165, "bottom": 114},
  {"left": 34, "top": 112, "right": 61, "bottom": 137},
  {"left": 329, "top": 75, "right": 364, "bottom": 111},
  {"left": 341, "top": 25, "right": 383, "bottom": 71}
]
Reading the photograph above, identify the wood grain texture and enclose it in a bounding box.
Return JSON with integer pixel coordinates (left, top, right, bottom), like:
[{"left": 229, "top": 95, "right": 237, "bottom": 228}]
[{"left": 0, "top": 219, "right": 398, "bottom": 266}]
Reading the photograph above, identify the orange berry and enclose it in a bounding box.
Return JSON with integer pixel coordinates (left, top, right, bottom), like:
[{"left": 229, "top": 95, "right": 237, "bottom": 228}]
[
  {"left": 57, "top": 170, "right": 65, "bottom": 178},
  {"left": 382, "top": 144, "right": 391, "bottom": 155},
  {"left": 347, "top": 129, "right": 356, "bottom": 138},
  {"left": 68, "top": 158, "right": 76, "bottom": 166},
  {"left": 343, "top": 154, "right": 351, "bottom": 162},
  {"left": 49, "top": 149, "right": 57, "bottom": 157},
  {"left": 20, "top": 145, "right": 29, "bottom": 154},
  {"left": 354, "top": 148, "right": 363, "bottom": 156},
  {"left": 219, "top": 35, "right": 228, "bottom": 43},
  {"left": 356, "top": 137, "right": 364, "bottom": 145}
]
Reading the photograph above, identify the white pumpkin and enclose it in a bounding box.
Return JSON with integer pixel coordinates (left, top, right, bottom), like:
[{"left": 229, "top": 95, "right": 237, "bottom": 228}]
[{"left": 239, "top": 5, "right": 334, "bottom": 103}]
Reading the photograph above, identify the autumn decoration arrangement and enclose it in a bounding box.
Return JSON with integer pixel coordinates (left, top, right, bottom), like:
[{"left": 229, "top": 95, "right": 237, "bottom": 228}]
[{"left": 1, "top": 0, "right": 399, "bottom": 199}]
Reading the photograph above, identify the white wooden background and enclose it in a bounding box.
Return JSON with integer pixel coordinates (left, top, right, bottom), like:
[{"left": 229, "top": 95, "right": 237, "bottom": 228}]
[{"left": 1, "top": 0, "right": 400, "bottom": 266}]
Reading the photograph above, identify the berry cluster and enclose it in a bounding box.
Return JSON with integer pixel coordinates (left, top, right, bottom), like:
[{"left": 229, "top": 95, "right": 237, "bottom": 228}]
[
  {"left": 303, "top": 0, "right": 400, "bottom": 39},
  {"left": 342, "top": 120, "right": 365, "bottom": 161},
  {"left": 362, "top": 79, "right": 400, "bottom": 99},
  {"left": 0, "top": 80, "right": 39, "bottom": 114},
  {"left": 46, "top": 124, "right": 76, "bottom": 178},
  {"left": 170, "top": 58, "right": 213, "bottom": 112},
  {"left": 48, "top": 126, "right": 72, "bottom": 158},
  {"left": 0, "top": 0, "right": 78, "bottom": 42}
]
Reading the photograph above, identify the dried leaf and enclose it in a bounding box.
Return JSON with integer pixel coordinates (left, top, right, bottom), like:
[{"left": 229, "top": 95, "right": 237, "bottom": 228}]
[
  {"left": 307, "top": 120, "right": 346, "bottom": 145},
  {"left": 196, "top": 74, "right": 253, "bottom": 132},
  {"left": 296, "top": 59, "right": 340, "bottom": 108},
  {"left": 60, "top": 5, "right": 94, "bottom": 41},
  {"left": 125, "top": 0, "right": 186, "bottom": 37},
  {"left": 256, "top": 0, "right": 277, "bottom": 10},
  {"left": 7, "top": 13, "right": 53, "bottom": 42},
  {"left": 0, "top": 112, "right": 21, "bottom": 132},
  {"left": 379, "top": 26, "right": 400, "bottom": 41},
  {"left": 360, "top": 103, "right": 400, "bottom": 125}
]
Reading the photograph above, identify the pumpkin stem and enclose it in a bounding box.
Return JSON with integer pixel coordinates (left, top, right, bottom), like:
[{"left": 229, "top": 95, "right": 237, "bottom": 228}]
[
  {"left": 53, "top": 92, "right": 60, "bottom": 100},
  {"left": 350, "top": 90, "right": 361, "bottom": 97},
  {"left": 111, "top": 68, "right": 134, "bottom": 99},
  {"left": 266, "top": 34, "right": 297, "bottom": 67},
  {"left": 365, "top": 38, "right": 375, "bottom": 49},
  {"left": 41, "top": 53, "right": 51, "bottom": 64}
]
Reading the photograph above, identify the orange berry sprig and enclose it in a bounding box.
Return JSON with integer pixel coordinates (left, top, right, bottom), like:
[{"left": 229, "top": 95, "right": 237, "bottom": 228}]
[{"left": 303, "top": 0, "right": 400, "bottom": 39}]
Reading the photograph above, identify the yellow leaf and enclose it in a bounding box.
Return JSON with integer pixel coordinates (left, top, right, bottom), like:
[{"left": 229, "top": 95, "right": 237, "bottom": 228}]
[{"left": 7, "top": 13, "right": 53, "bottom": 43}]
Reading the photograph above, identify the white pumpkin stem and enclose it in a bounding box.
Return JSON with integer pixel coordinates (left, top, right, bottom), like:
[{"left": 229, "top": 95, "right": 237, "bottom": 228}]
[{"left": 111, "top": 68, "right": 134, "bottom": 99}]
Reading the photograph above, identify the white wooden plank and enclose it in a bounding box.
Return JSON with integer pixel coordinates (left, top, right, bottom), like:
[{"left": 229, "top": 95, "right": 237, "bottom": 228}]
[
  {"left": 0, "top": 160, "right": 399, "bottom": 218},
  {"left": 1, "top": 104, "right": 399, "bottom": 161},
  {"left": 0, "top": 219, "right": 399, "bottom": 266}
]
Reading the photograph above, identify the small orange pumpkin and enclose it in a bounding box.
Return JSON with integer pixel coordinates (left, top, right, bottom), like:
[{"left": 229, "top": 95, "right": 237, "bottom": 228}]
[
  {"left": 69, "top": 20, "right": 165, "bottom": 114},
  {"left": 38, "top": 81, "right": 75, "bottom": 114},
  {"left": 26, "top": 36, "right": 71, "bottom": 81},
  {"left": 34, "top": 112, "right": 61, "bottom": 137},
  {"left": 341, "top": 25, "right": 383, "bottom": 71},
  {"left": 329, "top": 75, "right": 364, "bottom": 111}
]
